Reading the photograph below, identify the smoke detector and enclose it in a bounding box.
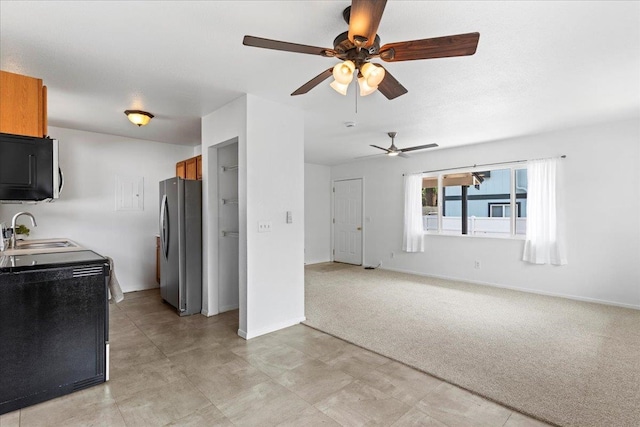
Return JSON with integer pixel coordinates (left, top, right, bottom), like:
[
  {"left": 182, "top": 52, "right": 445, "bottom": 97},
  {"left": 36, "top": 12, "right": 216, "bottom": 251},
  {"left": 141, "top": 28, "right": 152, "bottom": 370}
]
[{"left": 344, "top": 121, "right": 356, "bottom": 128}]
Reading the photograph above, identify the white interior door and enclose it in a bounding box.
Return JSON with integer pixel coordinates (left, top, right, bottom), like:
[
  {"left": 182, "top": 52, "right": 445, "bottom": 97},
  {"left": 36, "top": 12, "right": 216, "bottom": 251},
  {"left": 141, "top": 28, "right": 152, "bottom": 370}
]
[{"left": 333, "top": 178, "right": 362, "bottom": 265}]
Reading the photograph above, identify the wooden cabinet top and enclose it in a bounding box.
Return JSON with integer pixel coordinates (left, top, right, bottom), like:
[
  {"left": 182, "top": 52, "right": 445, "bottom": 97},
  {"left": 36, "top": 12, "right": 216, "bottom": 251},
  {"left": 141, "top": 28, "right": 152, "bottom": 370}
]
[
  {"left": 0, "top": 70, "right": 48, "bottom": 138},
  {"left": 176, "top": 155, "right": 202, "bottom": 181}
]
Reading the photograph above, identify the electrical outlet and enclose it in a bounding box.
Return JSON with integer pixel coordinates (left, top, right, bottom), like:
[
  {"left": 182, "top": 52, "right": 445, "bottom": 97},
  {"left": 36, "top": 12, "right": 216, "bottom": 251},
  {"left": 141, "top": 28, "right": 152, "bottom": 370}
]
[
  {"left": 286, "top": 211, "right": 293, "bottom": 224},
  {"left": 391, "top": 252, "right": 395, "bottom": 259},
  {"left": 258, "top": 221, "right": 272, "bottom": 233},
  {"left": 474, "top": 260, "right": 481, "bottom": 269}
]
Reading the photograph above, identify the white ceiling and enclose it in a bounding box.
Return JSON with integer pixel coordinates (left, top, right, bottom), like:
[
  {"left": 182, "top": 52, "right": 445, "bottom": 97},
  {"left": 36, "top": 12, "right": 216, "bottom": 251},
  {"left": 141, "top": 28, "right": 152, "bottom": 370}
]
[{"left": 1, "top": 1, "right": 638, "bottom": 165}]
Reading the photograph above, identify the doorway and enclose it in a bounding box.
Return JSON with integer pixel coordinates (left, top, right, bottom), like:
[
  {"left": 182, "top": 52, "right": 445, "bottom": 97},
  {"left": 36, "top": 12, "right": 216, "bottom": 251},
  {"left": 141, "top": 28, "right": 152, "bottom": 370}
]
[{"left": 333, "top": 178, "right": 363, "bottom": 265}]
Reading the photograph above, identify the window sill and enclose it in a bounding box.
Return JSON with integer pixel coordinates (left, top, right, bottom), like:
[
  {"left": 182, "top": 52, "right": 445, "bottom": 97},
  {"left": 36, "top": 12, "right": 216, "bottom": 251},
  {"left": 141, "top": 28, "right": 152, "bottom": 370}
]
[{"left": 423, "top": 231, "right": 526, "bottom": 241}]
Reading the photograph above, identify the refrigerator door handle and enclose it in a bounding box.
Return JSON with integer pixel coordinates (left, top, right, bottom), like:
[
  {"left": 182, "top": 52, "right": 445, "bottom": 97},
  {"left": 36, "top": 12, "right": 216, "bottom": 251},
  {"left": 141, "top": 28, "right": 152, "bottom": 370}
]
[{"left": 160, "top": 194, "right": 169, "bottom": 259}]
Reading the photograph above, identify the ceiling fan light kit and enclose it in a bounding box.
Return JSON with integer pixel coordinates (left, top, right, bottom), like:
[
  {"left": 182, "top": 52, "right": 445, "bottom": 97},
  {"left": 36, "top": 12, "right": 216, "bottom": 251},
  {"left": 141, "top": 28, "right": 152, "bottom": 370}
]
[
  {"left": 357, "top": 75, "right": 377, "bottom": 96},
  {"left": 242, "top": 0, "right": 479, "bottom": 100},
  {"left": 360, "top": 62, "right": 385, "bottom": 87},
  {"left": 329, "top": 60, "right": 385, "bottom": 96},
  {"left": 332, "top": 60, "right": 356, "bottom": 85},
  {"left": 329, "top": 80, "right": 350, "bottom": 96}
]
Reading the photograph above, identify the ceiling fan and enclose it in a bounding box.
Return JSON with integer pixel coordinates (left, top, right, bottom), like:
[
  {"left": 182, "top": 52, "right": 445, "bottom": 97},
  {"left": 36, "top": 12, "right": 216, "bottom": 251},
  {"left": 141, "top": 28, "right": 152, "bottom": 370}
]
[
  {"left": 243, "top": 0, "right": 479, "bottom": 99},
  {"left": 371, "top": 132, "right": 438, "bottom": 157}
]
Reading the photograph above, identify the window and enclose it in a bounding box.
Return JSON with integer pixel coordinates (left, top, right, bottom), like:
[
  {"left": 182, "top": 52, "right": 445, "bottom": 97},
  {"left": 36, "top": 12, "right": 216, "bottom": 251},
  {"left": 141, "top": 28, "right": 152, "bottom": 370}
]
[
  {"left": 421, "top": 178, "right": 438, "bottom": 231},
  {"left": 488, "top": 202, "right": 521, "bottom": 217},
  {"left": 514, "top": 168, "right": 527, "bottom": 235},
  {"left": 422, "top": 167, "right": 527, "bottom": 238},
  {"left": 489, "top": 203, "right": 510, "bottom": 217}
]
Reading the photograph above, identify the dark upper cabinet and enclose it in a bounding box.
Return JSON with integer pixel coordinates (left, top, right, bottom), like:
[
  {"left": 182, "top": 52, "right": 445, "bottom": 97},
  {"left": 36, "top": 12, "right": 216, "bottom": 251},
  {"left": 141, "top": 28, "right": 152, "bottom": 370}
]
[{"left": 0, "top": 132, "right": 59, "bottom": 202}]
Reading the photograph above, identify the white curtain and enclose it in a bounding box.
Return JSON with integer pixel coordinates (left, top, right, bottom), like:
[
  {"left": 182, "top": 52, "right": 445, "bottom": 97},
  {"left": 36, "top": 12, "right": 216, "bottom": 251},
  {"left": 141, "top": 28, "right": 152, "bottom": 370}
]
[
  {"left": 522, "top": 158, "right": 567, "bottom": 265},
  {"left": 403, "top": 173, "right": 424, "bottom": 252}
]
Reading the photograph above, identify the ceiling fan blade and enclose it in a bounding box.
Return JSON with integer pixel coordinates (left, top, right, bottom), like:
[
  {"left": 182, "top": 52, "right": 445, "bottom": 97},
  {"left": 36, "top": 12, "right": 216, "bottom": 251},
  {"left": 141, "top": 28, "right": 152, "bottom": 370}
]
[
  {"left": 348, "top": 0, "right": 387, "bottom": 48},
  {"left": 354, "top": 153, "right": 384, "bottom": 160},
  {"left": 400, "top": 143, "right": 439, "bottom": 153},
  {"left": 243, "top": 35, "right": 335, "bottom": 57},
  {"left": 377, "top": 67, "right": 408, "bottom": 100},
  {"left": 370, "top": 144, "right": 391, "bottom": 153},
  {"left": 291, "top": 68, "right": 334, "bottom": 96},
  {"left": 379, "top": 32, "right": 480, "bottom": 62}
]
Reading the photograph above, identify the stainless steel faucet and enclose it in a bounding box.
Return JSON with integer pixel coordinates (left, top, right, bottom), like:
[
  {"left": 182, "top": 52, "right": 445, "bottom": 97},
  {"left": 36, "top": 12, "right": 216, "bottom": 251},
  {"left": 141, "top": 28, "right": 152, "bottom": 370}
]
[{"left": 10, "top": 212, "right": 37, "bottom": 249}]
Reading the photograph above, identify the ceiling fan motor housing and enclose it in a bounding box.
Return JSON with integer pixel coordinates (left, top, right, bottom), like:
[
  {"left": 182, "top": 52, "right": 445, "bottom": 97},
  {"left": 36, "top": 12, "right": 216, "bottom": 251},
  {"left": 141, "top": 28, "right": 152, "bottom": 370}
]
[
  {"left": 333, "top": 32, "right": 381, "bottom": 60},
  {"left": 388, "top": 132, "right": 398, "bottom": 152}
]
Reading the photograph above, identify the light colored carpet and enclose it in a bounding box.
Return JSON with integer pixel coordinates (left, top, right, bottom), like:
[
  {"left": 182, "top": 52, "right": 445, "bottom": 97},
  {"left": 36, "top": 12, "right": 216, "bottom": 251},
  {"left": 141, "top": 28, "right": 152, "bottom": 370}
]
[{"left": 303, "top": 264, "right": 640, "bottom": 427}]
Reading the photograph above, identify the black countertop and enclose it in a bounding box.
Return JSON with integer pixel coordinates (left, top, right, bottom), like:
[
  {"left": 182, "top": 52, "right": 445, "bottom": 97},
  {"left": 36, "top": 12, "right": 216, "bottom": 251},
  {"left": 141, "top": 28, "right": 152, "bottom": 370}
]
[{"left": 0, "top": 250, "right": 107, "bottom": 273}]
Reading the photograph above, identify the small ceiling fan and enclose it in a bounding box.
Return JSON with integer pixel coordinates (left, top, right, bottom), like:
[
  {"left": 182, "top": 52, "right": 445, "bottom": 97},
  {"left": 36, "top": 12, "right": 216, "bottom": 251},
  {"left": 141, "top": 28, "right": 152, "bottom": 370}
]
[
  {"left": 371, "top": 132, "right": 438, "bottom": 157},
  {"left": 243, "top": 0, "right": 479, "bottom": 99}
]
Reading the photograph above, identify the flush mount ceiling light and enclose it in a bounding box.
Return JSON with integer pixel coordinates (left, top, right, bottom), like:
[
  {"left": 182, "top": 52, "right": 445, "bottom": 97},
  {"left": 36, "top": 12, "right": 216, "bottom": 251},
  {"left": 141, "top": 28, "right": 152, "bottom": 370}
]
[{"left": 124, "top": 110, "right": 154, "bottom": 127}]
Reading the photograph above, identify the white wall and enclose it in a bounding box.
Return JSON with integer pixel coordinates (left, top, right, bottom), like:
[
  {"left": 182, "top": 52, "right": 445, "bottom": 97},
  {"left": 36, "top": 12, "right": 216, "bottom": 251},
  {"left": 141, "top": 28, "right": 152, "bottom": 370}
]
[
  {"left": 245, "top": 95, "right": 305, "bottom": 338},
  {"left": 201, "top": 97, "right": 247, "bottom": 329},
  {"left": 201, "top": 95, "right": 305, "bottom": 339},
  {"left": 331, "top": 118, "right": 640, "bottom": 308},
  {"left": 0, "top": 126, "right": 194, "bottom": 292},
  {"left": 304, "top": 163, "right": 331, "bottom": 264}
]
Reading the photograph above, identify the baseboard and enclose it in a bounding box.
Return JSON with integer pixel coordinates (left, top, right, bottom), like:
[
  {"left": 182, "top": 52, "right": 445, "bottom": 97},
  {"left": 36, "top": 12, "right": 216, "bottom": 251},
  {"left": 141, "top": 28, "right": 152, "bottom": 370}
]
[
  {"left": 123, "top": 284, "right": 160, "bottom": 293},
  {"left": 380, "top": 266, "right": 640, "bottom": 310},
  {"left": 219, "top": 304, "right": 239, "bottom": 312},
  {"left": 304, "top": 259, "right": 332, "bottom": 265},
  {"left": 201, "top": 308, "right": 217, "bottom": 317},
  {"left": 243, "top": 316, "right": 306, "bottom": 340},
  {"left": 202, "top": 304, "right": 239, "bottom": 317}
]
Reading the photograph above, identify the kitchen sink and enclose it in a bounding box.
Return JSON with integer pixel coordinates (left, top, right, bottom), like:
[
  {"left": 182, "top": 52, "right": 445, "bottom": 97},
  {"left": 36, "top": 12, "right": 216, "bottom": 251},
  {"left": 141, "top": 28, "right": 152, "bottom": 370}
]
[
  {"left": 3, "top": 238, "right": 84, "bottom": 255},
  {"left": 16, "top": 241, "right": 77, "bottom": 249}
]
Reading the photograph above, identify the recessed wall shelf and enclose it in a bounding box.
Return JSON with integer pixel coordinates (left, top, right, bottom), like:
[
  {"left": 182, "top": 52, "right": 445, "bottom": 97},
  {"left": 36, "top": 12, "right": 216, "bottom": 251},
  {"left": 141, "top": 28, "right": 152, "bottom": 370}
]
[{"left": 216, "top": 139, "right": 239, "bottom": 313}]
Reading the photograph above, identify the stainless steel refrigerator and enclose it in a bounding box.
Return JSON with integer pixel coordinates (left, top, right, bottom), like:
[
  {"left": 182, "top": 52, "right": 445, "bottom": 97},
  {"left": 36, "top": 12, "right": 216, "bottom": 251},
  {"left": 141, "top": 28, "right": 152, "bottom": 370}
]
[{"left": 159, "top": 177, "right": 202, "bottom": 316}]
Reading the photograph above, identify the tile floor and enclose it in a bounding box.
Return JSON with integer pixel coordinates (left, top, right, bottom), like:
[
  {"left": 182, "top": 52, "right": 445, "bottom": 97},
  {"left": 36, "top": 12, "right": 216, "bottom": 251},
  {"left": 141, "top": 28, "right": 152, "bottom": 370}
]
[{"left": 0, "top": 289, "right": 551, "bottom": 427}]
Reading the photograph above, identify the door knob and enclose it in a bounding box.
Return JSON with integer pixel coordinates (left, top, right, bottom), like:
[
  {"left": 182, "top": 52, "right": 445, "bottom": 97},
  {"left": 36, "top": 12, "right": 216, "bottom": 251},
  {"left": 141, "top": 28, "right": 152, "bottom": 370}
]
[{"left": 357, "top": 227, "right": 362, "bottom": 231}]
